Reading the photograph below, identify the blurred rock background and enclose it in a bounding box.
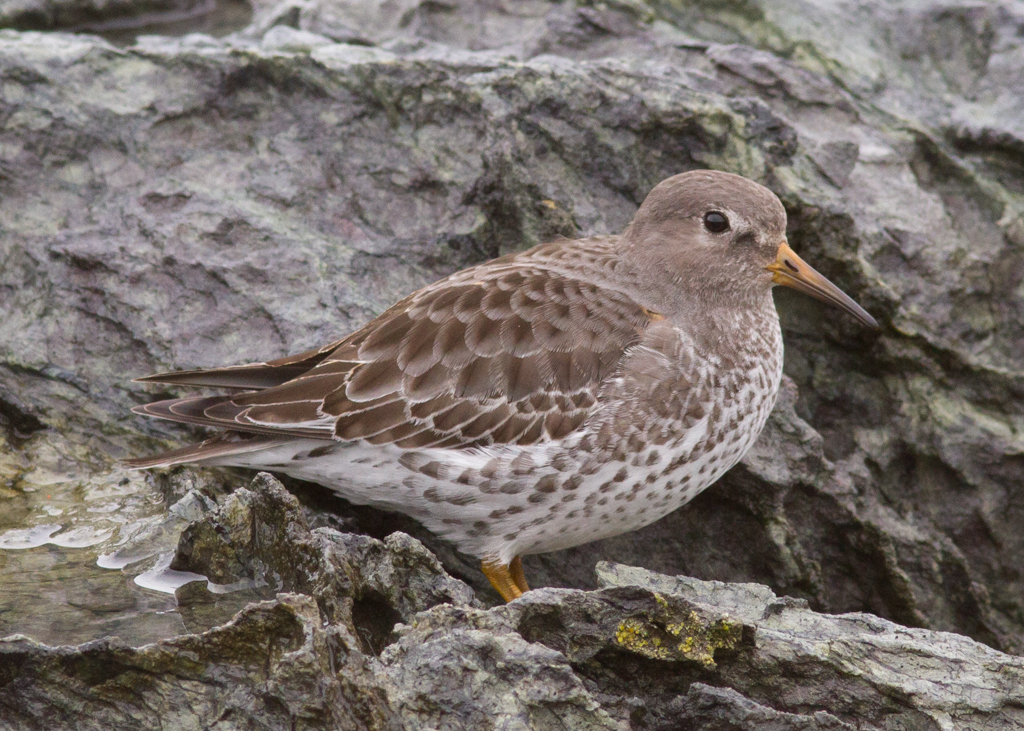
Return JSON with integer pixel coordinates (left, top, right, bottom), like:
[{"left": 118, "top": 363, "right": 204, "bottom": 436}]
[{"left": 1, "top": 0, "right": 1024, "bottom": 728}]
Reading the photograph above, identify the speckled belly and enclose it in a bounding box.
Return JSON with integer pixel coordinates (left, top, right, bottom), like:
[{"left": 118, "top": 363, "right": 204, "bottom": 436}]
[{"left": 499, "top": 360, "right": 783, "bottom": 558}]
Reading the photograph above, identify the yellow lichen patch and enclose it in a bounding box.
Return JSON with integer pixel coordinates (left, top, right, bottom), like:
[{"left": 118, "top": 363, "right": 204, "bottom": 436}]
[
  {"left": 669, "top": 612, "right": 741, "bottom": 667},
  {"left": 614, "top": 605, "right": 743, "bottom": 669},
  {"left": 614, "top": 618, "right": 675, "bottom": 661}
]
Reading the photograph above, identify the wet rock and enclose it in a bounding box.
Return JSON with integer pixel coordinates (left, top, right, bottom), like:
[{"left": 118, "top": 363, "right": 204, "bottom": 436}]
[
  {"left": 171, "top": 472, "right": 478, "bottom": 647},
  {"left": 4, "top": 558, "right": 1022, "bottom": 729},
  {"left": 0, "top": 593, "right": 398, "bottom": 730}
]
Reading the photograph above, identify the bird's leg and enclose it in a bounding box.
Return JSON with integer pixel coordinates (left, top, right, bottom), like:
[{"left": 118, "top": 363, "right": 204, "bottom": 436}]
[
  {"left": 481, "top": 560, "right": 524, "bottom": 602},
  {"left": 509, "top": 556, "right": 530, "bottom": 594}
]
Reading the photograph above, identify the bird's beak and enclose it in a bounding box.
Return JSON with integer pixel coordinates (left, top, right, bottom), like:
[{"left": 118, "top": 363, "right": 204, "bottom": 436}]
[{"left": 767, "top": 241, "right": 879, "bottom": 329}]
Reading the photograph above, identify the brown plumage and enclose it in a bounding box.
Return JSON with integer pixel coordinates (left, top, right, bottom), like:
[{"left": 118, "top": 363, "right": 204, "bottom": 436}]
[
  {"left": 132, "top": 238, "right": 652, "bottom": 451},
  {"left": 128, "top": 170, "right": 877, "bottom": 601}
]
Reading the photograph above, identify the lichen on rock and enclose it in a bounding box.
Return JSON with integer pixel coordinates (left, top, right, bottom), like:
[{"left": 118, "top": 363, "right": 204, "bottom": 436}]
[{"left": 613, "top": 600, "right": 742, "bottom": 667}]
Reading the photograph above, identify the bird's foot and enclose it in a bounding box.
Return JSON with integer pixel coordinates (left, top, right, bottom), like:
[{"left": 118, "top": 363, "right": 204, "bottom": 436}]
[{"left": 482, "top": 556, "right": 530, "bottom": 602}]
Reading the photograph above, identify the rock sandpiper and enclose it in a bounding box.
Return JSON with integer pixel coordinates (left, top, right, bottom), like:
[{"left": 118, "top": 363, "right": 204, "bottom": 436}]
[{"left": 128, "top": 170, "right": 877, "bottom": 601}]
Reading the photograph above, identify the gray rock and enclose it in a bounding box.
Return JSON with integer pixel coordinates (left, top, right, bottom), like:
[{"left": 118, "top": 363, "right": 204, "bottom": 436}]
[
  {"left": 242, "top": 0, "right": 658, "bottom": 54},
  {"left": 667, "top": 684, "right": 854, "bottom": 731},
  {"left": 4, "top": 552, "right": 1023, "bottom": 729},
  {"left": 0, "top": 593, "right": 399, "bottom": 730},
  {"left": 596, "top": 562, "right": 1024, "bottom": 728},
  {"left": 0, "top": 0, "right": 211, "bottom": 33},
  {"left": 170, "top": 473, "right": 478, "bottom": 648},
  {"left": 259, "top": 23, "right": 332, "bottom": 52},
  {"left": 2, "top": 0, "right": 1024, "bottom": 722}
]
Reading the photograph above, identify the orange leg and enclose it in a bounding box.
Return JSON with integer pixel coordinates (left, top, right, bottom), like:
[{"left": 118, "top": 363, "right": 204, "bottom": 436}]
[
  {"left": 482, "top": 558, "right": 528, "bottom": 602},
  {"left": 510, "top": 556, "right": 530, "bottom": 594}
]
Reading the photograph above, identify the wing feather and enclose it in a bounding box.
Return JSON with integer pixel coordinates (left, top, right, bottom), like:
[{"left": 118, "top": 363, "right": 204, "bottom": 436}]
[
  {"left": 133, "top": 342, "right": 344, "bottom": 389},
  {"left": 131, "top": 398, "right": 329, "bottom": 438},
  {"left": 132, "top": 238, "right": 656, "bottom": 450},
  {"left": 123, "top": 433, "right": 293, "bottom": 469}
]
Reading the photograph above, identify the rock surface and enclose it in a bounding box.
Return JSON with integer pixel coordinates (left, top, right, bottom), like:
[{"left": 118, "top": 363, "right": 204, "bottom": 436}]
[
  {"left": 1, "top": 0, "right": 1024, "bottom": 726},
  {"left": 4, "top": 473, "right": 1024, "bottom": 730},
  {"left": 0, "top": 0, "right": 212, "bottom": 33}
]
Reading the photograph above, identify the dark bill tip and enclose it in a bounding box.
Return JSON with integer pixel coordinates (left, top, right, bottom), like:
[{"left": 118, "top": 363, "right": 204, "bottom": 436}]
[{"left": 768, "top": 242, "right": 879, "bottom": 329}]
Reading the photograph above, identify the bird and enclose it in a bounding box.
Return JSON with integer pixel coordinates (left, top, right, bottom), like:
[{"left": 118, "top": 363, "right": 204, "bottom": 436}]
[{"left": 127, "top": 170, "right": 877, "bottom": 602}]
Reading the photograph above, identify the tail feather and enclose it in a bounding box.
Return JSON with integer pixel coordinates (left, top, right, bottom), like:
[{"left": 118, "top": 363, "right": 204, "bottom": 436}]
[
  {"left": 128, "top": 341, "right": 353, "bottom": 467},
  {"left": 133, "top": 364, "right": 314, "bottom": 390},
  {"left": 131, "top": 396, "right": 329, "bottom": 439},
  {"left": 123, "top": 433, "right": 294, "bottom": 469},
  {"left": 133, "top": 341, "right": 346, "bottom": 390}
]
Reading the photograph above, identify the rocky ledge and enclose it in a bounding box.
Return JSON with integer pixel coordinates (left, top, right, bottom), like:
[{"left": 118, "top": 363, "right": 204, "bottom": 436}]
[{"left": 2, "top": 473, "right": 1021, "bottom": 731}]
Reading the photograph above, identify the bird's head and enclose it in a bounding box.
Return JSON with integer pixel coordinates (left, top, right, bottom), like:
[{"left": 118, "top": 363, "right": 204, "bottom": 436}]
[{"left": 621, "top": 170, "right": 877, "bottom": 328}]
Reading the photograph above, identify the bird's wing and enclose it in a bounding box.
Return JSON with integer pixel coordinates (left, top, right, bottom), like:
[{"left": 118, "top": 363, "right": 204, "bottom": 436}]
[
  {"left": 134, "top": 342, "right": 344, "bottom": 389},
  {"left": 133, "top": 255, "right": 659, "bottom": 449}
]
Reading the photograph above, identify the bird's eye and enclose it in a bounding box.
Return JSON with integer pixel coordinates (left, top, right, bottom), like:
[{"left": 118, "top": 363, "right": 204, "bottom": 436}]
[{"left": 703, "top": 211, "right": 730, "bottom": 234}]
